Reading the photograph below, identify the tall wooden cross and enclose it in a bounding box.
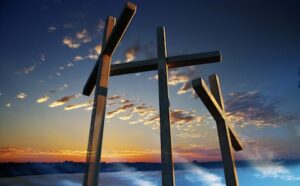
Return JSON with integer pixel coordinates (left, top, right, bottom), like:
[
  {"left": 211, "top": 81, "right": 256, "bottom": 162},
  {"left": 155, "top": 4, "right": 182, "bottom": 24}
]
[
  {"left": 82, "top": 2, "right": 241, "bottom": 186},
  {"left": 192, "top": 74, "right": 243, "bottom": 186}
]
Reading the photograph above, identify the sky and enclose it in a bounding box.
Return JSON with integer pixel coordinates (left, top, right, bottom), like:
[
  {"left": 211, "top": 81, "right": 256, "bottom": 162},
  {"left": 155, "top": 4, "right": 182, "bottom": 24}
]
[{"left": 0, "top": 0, "right": 299, "bottom": 163}]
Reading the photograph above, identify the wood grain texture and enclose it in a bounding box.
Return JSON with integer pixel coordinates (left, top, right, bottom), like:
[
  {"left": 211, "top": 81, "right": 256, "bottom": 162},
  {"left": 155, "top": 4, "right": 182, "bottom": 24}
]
[{"left": 157, "top": 27, "right": 175, "bottom": 186}]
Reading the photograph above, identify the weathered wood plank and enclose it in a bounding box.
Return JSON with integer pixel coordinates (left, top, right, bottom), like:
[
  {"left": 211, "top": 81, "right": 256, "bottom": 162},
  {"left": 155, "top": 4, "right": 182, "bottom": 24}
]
[
  {"left": 209, "top": 74, "right": 243, "bottom": 151},
  {"left": 192, "top": 77, "right": 239, "bottom": 186},
  {"left": 83, "top": 2, "right": 137, "bottom": 96},
  {"left": 83, "top": 16, "right": 116, "bottom": 186},
  {"left": 110, "top": 51, "right": 221, "bottom": 76},
  {"left": 157, "top": 27, "right": 175, "bottom": 186},
  {"left": 192, "top": 78, "right": 225, "bottom": 121},
  {"left": 215, "top": 118, "right": 239, "bottom": 186},
  {"left": 83, "top": 51, "right": 221, "bottom": 96}
]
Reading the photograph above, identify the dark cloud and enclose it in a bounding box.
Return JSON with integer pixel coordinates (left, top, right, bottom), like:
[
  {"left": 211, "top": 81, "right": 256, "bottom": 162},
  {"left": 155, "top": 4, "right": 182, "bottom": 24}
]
[{"left": 226, "top": 91, "right": 299, "bottom": 128}]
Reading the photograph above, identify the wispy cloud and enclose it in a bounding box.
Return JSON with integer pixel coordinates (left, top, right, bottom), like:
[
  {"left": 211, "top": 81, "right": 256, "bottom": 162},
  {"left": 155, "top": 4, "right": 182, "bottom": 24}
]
[
  {"left": 63, "top": 29, "right": 92, "bottom": 49},
  {"left": 240, "top": 141, "right": 300, "bottom": 181},
  {"left": 184, "top": 163, "right": 225, "bottom": 186},
  {"left": 59, "top": 84, "right": 68, "bottom": 91},
  {"left": 63, "top": 37, "right": 80, "bottom": 49},
  {"left": 73, "top": 55, "right": 84, "bottom": 61},
  {"left": 107, "top": 103, "right": 135, "bottom": 118},
  {"left": 105, "top": 95, "right": 204, "bottom": 130},
  {"left": 6, "top": 103, "right": 11, "bottom": 107},
  {"left": 97, "top": 18, "right": 105, "bottom": 32},
  {"left": 48, "top": 94, "right": 80, "bottom": 108},
  {"left": 150, "top": 67, "right": 198, "bottom": 96},
  {"left": 64, "top": 100, "right": 93, "bottom": 111},
  {"left": 76, "top": 29, "right": 91, "bottom": 43},
  {"left": 23, "top": 65, "right": 36, "bottom": 74},
  {"left": 48, "top": 26, "right": 57, "bottom": 32},
  {"left": 16, "top": 92, "right": 28, "bottom": 99},
  {"left": 125, "top": 44, "right": 140, "bottom": 62},
  {"left": 40, "top": 54, "right": 46, "bottom": 61},
  {"left": 36, "top": 95, "right": 50, "bottom": 103},
  {"left": 115, "top": 164, "right": 158, "bottom": 186},
  {"left": 226, "top": 91, "right": 299, "bottom": 128},
  {"left": 66, "top": 62, "right": 74, "bottom": 67},
  {"left": 175, "top": 155, "right": 225, "bottom": 186},
  {"left": 86, "top": 44, "right": 102, "bottom": 60}
]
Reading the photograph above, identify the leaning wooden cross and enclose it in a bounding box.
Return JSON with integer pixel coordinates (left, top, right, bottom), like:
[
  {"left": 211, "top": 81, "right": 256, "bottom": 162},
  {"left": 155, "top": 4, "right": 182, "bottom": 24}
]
[
  {"left": 192, "top": 74, "right": 243, "bottom": 186},
  {"left": 82, "top": 1, "right": 242, "bottom": 186}
]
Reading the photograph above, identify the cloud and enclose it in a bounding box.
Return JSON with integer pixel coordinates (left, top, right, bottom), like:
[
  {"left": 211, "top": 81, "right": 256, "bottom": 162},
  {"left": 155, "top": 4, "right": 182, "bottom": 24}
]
[
  {"left": 66, "top": 62, "right": 74, "bottom": 67},
  {"left": 114, "top": 60, "right": 121, "bottom": 64},
  {"left": 134, "top": 104, "right": 156, "bottom": 116},
  {"left": 171, "top": 109, "right": 203, "bottom": 126},
  {"left": 173, "top": 155, "right": 224, "bottom": 186},
  {"left": 94, "top": 44, "right": 102, "bottom": 55},
  {"left": 104, "top": 94, "right": 205, "bottom": 130},
  {"left": 108, "top": 95, "right": 121, "bottom": 100},
  {"left": 23, "top": 65, "right": 36, "bottom": 74},
  {"left": 63, "top": 29, "right": 92, "bottom": 49},
  {"left": 226, "top": 91, "right": 299, "bottom": 128},
  {"left": 76, "top": 29, "right": 91, "bottom": 43},
  {"left": 150, "top": 67, "right": 198, "bottom": 96},
  {"left": 64, "top": 100, "right": 93, "bottom": 111},
  {"left": 59, "top": 84, "right": 68, "bottom": 91},
  {"left": 86, "top": 44, "right": 102, "bottom": 60},
  {"left": 184, "top": 163, "right": 225, "bottom": 186},
  {"left": 48, "top": 94, "right": 80, "bottom": 108},
  {"left": 240, "top": 141, "right": 300, "bottom": 181},
  {"left": 119, "top": 113, "right": 134, "bottom": 121},
  {"left": 177, "top": 82, "right": 193, "bottom": 95},
  {"left": 73, "top": 55, "right": 84, "bottom": 61},
  {"left": 6, "top": 103, "right": 11, "bottom": 107},
  {"left": 107, "top": 103, "right": 135, "bottom": 118},
  {"left": 125, "top": 44, "right": 140, "bottom": 62},
  {"left": 97, "top": 18, "right": 105, "bottom": 32},
  {"left": 40, "top": 54, "right": 46, "bottom": 61},
  {"left": 36, "top": 95, "right": 49, "bottom": 103},
  {"left": 115, "top": 164, "right": 158, "bottom": 186},
  {"left": 48, "top": 26, "right": 57, "bottom": 32},
  {"left": 62, "top": 37, "right": 80, "bottom": 48},
  {"left": 16, "top": 92, "right": 27, "bottom": 99},
  {"left": 122, "top": 42, "right": 154, "bottom": 63},
  {"left": 0, "top": 92, "right": 2, "bottom": 96}
]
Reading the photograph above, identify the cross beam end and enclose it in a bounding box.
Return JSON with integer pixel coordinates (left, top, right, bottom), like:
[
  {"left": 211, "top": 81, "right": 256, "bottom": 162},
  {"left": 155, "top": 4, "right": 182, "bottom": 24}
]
[
  {"left": 82, "top": 2, "right": 137, "bottom": 96},
  {"left": 192, "top": 78, "right": 225, "bottom": 120}
]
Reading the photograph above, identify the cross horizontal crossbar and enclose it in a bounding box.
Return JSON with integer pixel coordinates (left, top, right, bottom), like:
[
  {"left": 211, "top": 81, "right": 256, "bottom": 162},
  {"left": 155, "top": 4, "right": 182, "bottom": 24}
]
[
  {"left": 83, "top": 51, "right": 221, "bottom": 96},
  {"left": 192, "top": 78, "right": 243, "bottom": 151},
  {"left": 82, "top": 1, "right": 136, "bottom": 96}
]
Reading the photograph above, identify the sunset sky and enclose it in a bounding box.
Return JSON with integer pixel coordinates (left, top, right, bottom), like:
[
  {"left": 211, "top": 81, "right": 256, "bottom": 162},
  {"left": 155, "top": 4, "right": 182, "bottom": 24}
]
[{"left": 0, "top": 0, "right": 299, "bottom": 163}]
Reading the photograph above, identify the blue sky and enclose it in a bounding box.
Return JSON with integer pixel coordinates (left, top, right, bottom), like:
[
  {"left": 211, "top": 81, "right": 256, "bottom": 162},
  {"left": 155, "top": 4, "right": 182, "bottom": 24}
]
[{"left": 0, "top": 0, "right": 300, "bottom": 163}]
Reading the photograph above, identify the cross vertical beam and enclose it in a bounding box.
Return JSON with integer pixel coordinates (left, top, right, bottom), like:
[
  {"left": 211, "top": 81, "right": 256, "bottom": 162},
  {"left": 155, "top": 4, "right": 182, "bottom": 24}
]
[
  {"left": 82, "top": 2, "right": 137, "bottom": 186},
  {"left": 192, "top": 76, "right": 240, "bottom": 186},
  {"left": 83, "top": 16, "right": 116, "bottom": 186},
  {"left": 157, "top": 27, "right": 175, "bottom": 186}
]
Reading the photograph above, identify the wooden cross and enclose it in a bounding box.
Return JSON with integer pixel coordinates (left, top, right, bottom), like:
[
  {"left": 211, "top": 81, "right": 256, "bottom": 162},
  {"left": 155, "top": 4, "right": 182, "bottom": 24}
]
[
  {"left": 192, "top": 74, "right": 243, "bottom": 186},
  {"left": 82, "top": 2, "right": 137, "bottom": 186},
  {"left": 82, "top": 2, "right": 239, "bottom": 186}
]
